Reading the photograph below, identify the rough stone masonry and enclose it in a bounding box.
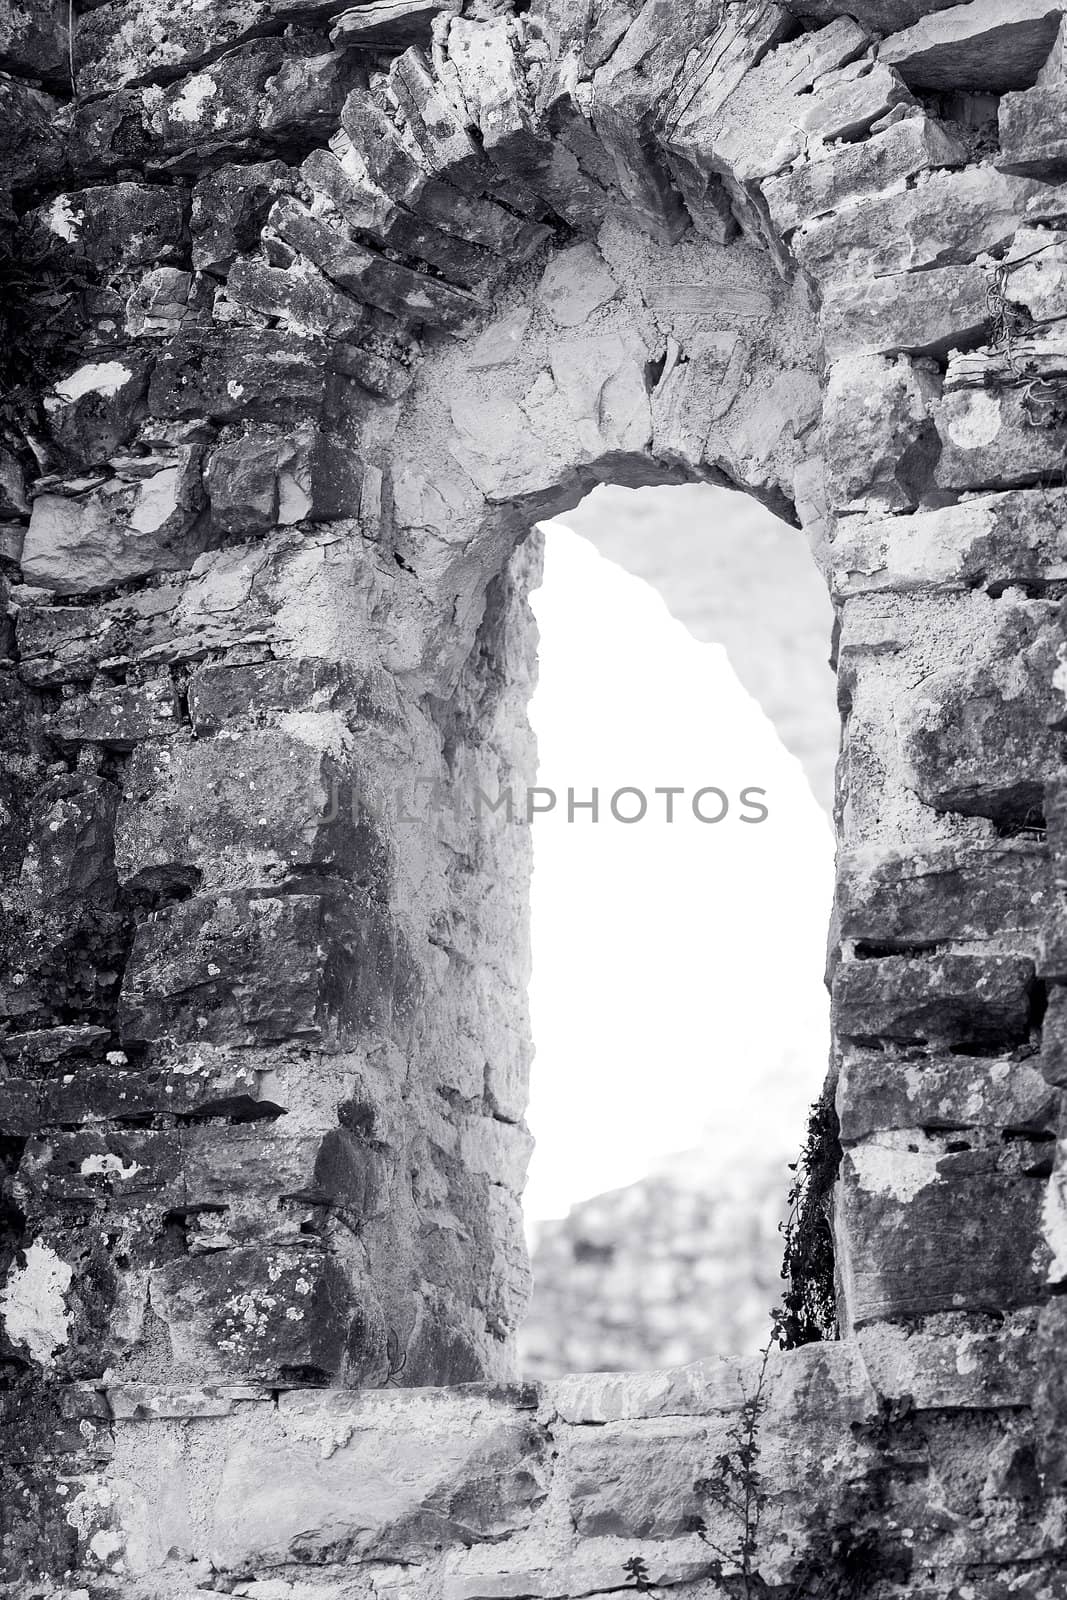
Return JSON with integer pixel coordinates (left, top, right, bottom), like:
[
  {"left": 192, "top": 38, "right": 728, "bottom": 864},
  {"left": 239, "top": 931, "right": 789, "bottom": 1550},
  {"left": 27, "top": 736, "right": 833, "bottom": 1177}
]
[{"left": 3, "top": 0, "right": 1067, "bottom": 1592}]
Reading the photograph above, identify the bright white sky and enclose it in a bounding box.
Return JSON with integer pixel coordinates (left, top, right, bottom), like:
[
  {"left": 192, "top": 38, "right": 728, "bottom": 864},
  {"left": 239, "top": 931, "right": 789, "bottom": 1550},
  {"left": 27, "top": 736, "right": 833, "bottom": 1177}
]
[{"left": 524, "top": 522, "right": 833, "bottom": 1225}]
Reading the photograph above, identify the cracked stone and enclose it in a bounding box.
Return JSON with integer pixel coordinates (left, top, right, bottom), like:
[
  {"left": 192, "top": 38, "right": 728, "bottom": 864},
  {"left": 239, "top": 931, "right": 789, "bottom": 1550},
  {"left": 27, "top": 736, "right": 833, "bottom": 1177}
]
[
  {"left": 880, "top": 0, "right": 1066, "bottom": 93},
  {"left": 21, "top": 449, "right": 206, "bottom": 594},
  {"left": 536, "top": 243, "right": 619, "bottom": 328},
  {"left": 762, "top": 114, "right": 967, "bottom": 235},
  {"left": 833, "top": 954, "right": 1036, "bottom": 1046},
  {"left": 822, "top": 353, "right": 941, "bottom": 513}
]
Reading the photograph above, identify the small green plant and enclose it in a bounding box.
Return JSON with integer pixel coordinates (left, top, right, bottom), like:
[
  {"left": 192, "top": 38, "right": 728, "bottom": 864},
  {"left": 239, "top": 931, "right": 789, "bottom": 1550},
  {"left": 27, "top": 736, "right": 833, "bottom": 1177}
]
[
  {"left": 687, "top": 1343, "right": 771, "bottom": 1599},
  {"left": 623, "top": 1555, "right": 655, "bottom": 1592}
]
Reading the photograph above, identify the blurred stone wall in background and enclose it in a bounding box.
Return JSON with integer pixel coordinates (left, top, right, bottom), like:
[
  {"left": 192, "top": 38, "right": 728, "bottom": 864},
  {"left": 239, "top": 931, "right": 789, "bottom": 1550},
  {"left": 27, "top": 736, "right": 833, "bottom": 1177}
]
[{"left": 520, "top": 1147, "right": 788, "bottom": 1376}]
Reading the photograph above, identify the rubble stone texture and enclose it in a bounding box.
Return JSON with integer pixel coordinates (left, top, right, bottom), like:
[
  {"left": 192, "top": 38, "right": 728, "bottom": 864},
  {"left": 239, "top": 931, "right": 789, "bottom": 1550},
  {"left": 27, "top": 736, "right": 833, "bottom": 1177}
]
[{"left": 2, "top": 0, "right": 1067, "bottom": 1595}]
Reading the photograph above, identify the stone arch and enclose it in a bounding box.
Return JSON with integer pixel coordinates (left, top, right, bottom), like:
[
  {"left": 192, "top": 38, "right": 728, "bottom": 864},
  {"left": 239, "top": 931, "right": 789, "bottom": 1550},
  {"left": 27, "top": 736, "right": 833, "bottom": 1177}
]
[{"left": 3, "top": 0, "right": 1067, "bottom": 1588}]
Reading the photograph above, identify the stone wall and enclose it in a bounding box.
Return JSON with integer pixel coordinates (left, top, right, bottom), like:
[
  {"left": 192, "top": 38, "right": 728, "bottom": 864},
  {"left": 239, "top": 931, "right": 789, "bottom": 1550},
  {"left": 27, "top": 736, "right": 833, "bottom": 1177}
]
[
  {"left": 2, "top": 0, "right": 1067, "bottom": 1593},
  {"left": 519, "top": 1148, "right": 789, "bottom": 1378}
]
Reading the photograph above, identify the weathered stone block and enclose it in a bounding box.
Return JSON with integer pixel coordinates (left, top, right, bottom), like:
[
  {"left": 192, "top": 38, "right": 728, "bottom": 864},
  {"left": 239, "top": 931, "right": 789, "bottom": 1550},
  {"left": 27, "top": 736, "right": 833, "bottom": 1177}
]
[
  {"left": 49, "top": 676, "right": 182, "bottom": 748},
  {"left": 330, "top": 0, "right": 447, "bottom": 50},
  {"left": 197, "top": 1388, "right": 550, "bottom": 1564},
  {"left": 537, "top": 242, "right": 619, "bottom": 327},
  {"left": 880, "top": 0, "right": 1065, "bottom": 93},
  {"left": 822, "top": 353, "right": 940, "bottom": 512},
  {"left": 549, "top": 333, "right": 652, "bottom": 457},
  {"left": 204, "top": 433, "right": 279, "bottom": 534},
  {"left": 15, "top": 585, "right": 183, "bottom": 687},
  {"left": 1038, "top": 985, "right": 1067, "bottom": 1085},
  {"left": 340, "top": 88, "right": 543, "bottom": 255},
  {"left": 204, "top": 425, "right": 361, "bottom": 534},
  {"left": 150, "top": 1247, "right": 367, "bottom": 1381},
  {"left": 1000, "top": 83, "right": 1067, "bottom": 173},
  {"left": 0, "top": 73, "right": 65, "bottom": 188},
  {"left": 114, "top": 728, "right": 346, "bottom": 890},
  {"left": 674, "top": 18, "right": 870, "bottom": 195},
  {"left": 22, "top": 450, "right": 206, "bottom": 594},
  {"left": 659, "top": 2, "right": 795, "bottom": 201},
  {"left": 805, "top": 64, "right": 914, "bottom": 149},
  {"left": 934, "top": 384, "right": 1067, "bottom": 491},
  {"left": 762, "top": 113, "right": 967, "bottom": 235},
  {"left": 441, "top": 15, "right": 603, "bottom": 232},
  {"left": 328, "top": 338, "right": 414, "bottom": 402},
  {"left": 307, "top": 1123, "right": 395, "bottom": 1229},
  {"left": 106, "top": 1386, "right": 273, "bottom": 1421},
  {"left": 897, "top": 599, "right": 1060, "bottom": 822},
  {"left": 20, "top": 774, "right": 118, "bottom": 913},
  {"left": 446, "top": 393, "right": 567, "bottom": 503},
  {"left": 466, "top": 307, "right": 534, "bottom": 369},
  {"left": 124, "top": 266, "right": 195, "bottom": 338},
  {"left": 267, "top": 197, "right": 481, "bottom": 330},
  {"left": 839, "top": 1053, "right": 1057, "bottom": 1142},
  {"left": 0, "top": 446, "right": 28, "bottom": 518},
  {"left": 70, "top": 39, "right": 351, "bottom": 176},
  {"left": 0, "top": 1025, "right": 110, "bottom": 1074},
  {"left": 223, "top": 256, "right": 368, "bottom": 341},
  {"left": 793, "top": 165, "right": 1035, "bottom": 281},
  {"left": 42, "top": 355, "right": 152, "bottom": 468},
  {"left": 998, "top": 223, "right": 1067, "bottom": 322},
  {"left": 839, "top": 1141, "right": 1048, "bottom": 1324},
  {"left": 393, "top": 43, "right": 545, "bottom": 213},
  {"left": 25, "top": 183, "right": 186, "bottom": 274},
  {"left": 858, "top": 1309, "right": 1041, "bottom": 1410},
  {"left": 837, "top": 840, "right": 1051, "bottom": 952},
  {"left": 147, "top": 330, "right": 327, "bottom": 422},
  {"left": 16, "top": 1128, "right": 183, "bottom": 1208},
  {"left": 119, "top": 888, "right": 416, "bottom": 1046},
  {"left": 181, "top": 1125, "right": 328, "bottom": 1229},
  {"left": 191, "top": 160, "right": 293, "bottom": 277},
  {"left": 830, "top": 487, "right": 1067, "bottom": 596},
  {"left": 1035, "top": 1300, "right": 1067, "bottom": 1484},
  {"left": 0, "top": 0, "right": 68, "bottom": 81},
  {"left": 76, "top": 0, "right": 363, "bottom": 95},
  {"left": 0, "top": 1077, "right": 42, "bottom": 1137},
  {"left": 301, "top": 146, "right": 503, "bottom": 293},
  {"left": 820, "top": 261, "right": 988, "bottom": 358},
  {"left": 185, "top": 658, "right": 347, "bottom": 731},
  {"left": 833, "top": 955, "right": 1036, "bottom": 1046},
  {"left": 567, "top": 1416, "right": 710, "bottom": 1538},
  {"left": 650, "top": 330, "right": 751, "bottom": 467},
  {"left": 782, "top": 0, "right": 970, "bottom": 29},
  {"left": 585, "top": 10, "right": 706, "bottom": 237},
  {"left": 34, "top": 1058, "right": 262, "bottom": 1126}
]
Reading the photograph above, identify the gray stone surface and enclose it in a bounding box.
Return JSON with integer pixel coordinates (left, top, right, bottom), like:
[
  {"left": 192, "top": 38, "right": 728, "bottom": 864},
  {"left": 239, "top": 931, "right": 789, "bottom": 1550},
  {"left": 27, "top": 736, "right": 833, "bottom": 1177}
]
[
  {"left": 1, "top": 0, "right": 1067, "bottom": 1592},
  {"left": 881, "top": 0, "right": 1066, "bottom": 91}
]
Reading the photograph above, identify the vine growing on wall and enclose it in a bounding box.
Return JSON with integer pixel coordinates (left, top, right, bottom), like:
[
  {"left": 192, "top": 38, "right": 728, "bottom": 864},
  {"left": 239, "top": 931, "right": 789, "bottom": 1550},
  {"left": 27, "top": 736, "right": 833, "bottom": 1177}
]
[
  {"left": 688, "top": 1343, "right": 772, "bottom": 1599},
  {"left": 985, "top": 242, "right": 1067, "bottom": 430},
  {"left": 0, "top": 235, "right": 96, "bottom": 467},
  {"left": 774, "top": 1082, "right": 840, "bottom": 1351},
  {"left": 615, "top": 1076, "right": 920, "bottom": 1598}
]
